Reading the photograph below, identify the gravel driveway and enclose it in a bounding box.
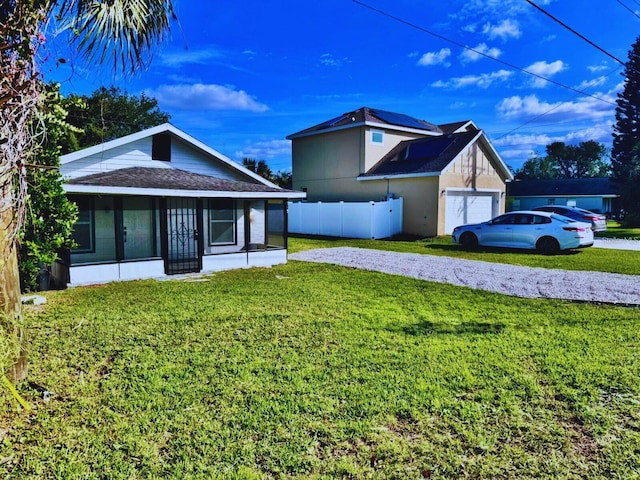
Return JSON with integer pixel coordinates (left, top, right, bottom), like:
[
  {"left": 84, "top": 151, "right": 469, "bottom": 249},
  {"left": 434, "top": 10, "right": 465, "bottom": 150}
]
[{"left": 289, "top": 247, "right": 640, "bottom": 306}]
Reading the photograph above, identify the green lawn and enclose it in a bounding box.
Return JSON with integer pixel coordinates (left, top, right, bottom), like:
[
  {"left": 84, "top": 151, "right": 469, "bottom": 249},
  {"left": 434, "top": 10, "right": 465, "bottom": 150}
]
[
  {"left": 290, "top": 235, "right": 640, "bottom": 276},
  {"left": 596, "top": 221, "right": 640, "bottom": 240},
  {"left": 1, "top": 259, "right": 639, "bottom": 479}
]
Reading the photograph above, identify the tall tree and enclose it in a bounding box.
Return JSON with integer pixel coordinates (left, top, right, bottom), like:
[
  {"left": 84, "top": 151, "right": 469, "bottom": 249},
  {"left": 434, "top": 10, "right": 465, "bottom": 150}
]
[
  {"left": 515, "top": 141, "right": 610, "bottom": 180},
  {"left": 64, "top": 86, "right": 171, "bottom": 152},
  {"left": 612, "top": 36, "right": 640, "bottom": 226},
  {"left": 1, "top": 0, "right": 176, "bottom": 381}
]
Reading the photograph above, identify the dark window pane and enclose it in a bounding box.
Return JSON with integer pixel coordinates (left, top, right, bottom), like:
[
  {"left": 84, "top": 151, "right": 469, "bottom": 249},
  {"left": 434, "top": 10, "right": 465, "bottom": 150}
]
[{"left": 211, "top": 223, "right": 234, "bottom": 244}]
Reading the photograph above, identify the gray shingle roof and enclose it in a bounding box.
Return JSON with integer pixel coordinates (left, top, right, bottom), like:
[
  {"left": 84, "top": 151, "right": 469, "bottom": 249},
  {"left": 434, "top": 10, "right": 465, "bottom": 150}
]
[
  {"left": 507, "top": 177, "right": 619, "bottom": 197},
  {"left": 67, "top": 167, "right": 289, "bottom": 193},
  {"left": 360, "top": 130, "right": 480, "bottom": 177}
]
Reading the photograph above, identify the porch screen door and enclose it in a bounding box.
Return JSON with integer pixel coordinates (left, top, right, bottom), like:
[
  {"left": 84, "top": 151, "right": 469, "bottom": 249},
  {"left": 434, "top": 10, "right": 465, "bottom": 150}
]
[
  {"left": 122, "top": 197, "right": 156, "bottom": 260},
  {"left": 165, "top": 198, "right": 201, "bottom": 274}
]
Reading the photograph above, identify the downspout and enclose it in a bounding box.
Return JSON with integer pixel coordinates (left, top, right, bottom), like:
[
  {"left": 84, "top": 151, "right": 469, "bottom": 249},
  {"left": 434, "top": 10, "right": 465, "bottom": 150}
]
[{"left": 472, "top": 143, "right": 478, "bottom": 190}]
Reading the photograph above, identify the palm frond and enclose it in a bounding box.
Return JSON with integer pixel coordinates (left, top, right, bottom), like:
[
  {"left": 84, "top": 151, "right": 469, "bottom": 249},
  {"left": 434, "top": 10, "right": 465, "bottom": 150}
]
[{"left": 52, "top": 0, "right": 176, "bottom": 74}]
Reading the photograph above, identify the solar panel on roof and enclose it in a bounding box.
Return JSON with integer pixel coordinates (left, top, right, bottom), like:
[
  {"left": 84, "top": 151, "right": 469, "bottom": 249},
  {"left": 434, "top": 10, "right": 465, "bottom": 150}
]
[
  {"left": 403, "top": 136, "right": 457, "bottom": 161},
  {"left": 370, "top": 109, "right": 434, "bottom": 131}
]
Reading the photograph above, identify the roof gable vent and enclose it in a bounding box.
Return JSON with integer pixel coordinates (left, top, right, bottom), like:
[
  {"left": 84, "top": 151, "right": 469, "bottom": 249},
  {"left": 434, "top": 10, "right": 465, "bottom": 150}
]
[{"left": 152, "top": 132, "right": 171, "bottom": 161}]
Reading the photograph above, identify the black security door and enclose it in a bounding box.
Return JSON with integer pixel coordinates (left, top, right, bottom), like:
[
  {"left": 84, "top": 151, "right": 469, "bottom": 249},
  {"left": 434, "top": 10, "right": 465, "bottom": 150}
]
[{"left": 163, "top": 198, "right": 202, "bottom": 274}]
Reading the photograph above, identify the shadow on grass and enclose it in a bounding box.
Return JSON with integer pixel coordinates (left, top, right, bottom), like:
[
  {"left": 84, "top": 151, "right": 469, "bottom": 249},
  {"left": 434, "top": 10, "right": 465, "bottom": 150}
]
[{"left": 402, "top": 320, "right": 506, "bottom": 336}]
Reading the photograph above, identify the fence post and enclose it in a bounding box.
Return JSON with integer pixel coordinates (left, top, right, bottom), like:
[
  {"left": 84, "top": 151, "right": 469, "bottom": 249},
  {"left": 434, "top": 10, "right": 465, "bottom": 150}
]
[{"left": 370, "top": 201, "right": 375, "bottom": 239}]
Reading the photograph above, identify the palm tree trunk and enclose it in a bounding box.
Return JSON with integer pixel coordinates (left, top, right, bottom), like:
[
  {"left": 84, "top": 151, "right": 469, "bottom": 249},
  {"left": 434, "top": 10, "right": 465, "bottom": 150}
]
[{"left": 0, "top": 174, "right": 26, "bottom": 382}]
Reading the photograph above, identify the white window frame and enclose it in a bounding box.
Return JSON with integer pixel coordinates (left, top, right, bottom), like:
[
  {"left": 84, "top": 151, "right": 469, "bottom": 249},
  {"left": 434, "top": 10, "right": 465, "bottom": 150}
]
[
  {"left": 371, "top": 129, "right": 384, "bottom": 145},
  {"left": 208, "top": 199, "right": 236, "bottom": 246}
]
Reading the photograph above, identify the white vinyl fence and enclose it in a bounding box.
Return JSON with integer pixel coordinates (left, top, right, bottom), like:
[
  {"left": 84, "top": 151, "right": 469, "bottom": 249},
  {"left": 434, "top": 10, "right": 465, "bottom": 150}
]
[{"left": 288, "top": 198, "right": 403, "bottom": 239}]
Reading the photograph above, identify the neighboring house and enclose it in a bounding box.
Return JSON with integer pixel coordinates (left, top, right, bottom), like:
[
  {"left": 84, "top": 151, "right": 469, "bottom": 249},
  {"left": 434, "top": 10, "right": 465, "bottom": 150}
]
[
  {"left": 56, "top": 123, "right": 305, "bottom": 287},
  {"left": 287, "top": 107, "right": 513, "bottom": 237},
  {"left": 506, "top": 177, "right": 619, "bottom": 215}
]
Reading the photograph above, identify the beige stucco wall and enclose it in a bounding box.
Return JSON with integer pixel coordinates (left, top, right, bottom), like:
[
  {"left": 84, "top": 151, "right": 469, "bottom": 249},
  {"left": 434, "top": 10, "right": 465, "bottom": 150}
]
[
  {"left": 384, "top": 176, "right": 440, "bottom": 237},
  {"left": 292, "top": 127, "right": 426, "bottom": 201}
]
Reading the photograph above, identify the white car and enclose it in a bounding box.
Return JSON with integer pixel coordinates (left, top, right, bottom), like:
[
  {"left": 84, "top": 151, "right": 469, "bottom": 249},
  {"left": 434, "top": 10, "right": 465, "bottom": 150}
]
[{"left": 452, "top": 211, "right": 594, "bottom": 254}]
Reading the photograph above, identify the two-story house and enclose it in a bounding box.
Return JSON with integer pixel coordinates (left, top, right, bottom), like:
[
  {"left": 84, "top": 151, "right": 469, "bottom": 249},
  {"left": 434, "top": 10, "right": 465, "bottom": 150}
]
[{"left": 287, "top": 107, "right": 513, "bottom": 237}]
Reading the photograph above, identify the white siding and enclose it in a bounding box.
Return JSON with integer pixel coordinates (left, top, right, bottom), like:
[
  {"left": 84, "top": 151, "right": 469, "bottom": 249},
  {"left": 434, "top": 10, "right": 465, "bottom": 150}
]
[{"left": 62, "top": 136, "right": 252, "bottom": 182}]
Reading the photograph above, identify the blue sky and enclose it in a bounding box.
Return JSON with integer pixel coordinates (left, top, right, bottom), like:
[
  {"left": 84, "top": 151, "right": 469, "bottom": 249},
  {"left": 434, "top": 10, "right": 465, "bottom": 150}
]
[{"left": 42, "top": 0, "right": 640, "bottom": 173}]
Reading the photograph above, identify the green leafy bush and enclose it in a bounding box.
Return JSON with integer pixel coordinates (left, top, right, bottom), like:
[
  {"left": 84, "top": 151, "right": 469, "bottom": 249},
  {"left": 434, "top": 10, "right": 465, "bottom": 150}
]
[{"left": 18, "top": 84, "right": 79, "bottom": 291}]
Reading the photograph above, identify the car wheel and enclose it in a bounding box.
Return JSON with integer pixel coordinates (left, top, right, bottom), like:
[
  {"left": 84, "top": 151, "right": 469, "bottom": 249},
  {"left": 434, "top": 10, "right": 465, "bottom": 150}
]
[
  {"left": 459, "top": 232, "right": 479, "bottom": 250},
  {"left": 536, "top": 236, "right": 559, "bottom": 255}
]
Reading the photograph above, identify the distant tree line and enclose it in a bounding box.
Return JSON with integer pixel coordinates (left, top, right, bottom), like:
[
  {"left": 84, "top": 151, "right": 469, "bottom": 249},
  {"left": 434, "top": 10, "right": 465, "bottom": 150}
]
[
  {"left": 241, "top": 158, "right": 292, "bottom": 189},
  {"left": 514, "top": 140, "right": 610, "bottom": 180}
]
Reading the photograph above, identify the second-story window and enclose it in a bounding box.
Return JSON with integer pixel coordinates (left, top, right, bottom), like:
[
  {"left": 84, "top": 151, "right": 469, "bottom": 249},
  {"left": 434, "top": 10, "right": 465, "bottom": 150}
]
[{"left": 371, "top": 130, "right": 384, "bottom": 145}]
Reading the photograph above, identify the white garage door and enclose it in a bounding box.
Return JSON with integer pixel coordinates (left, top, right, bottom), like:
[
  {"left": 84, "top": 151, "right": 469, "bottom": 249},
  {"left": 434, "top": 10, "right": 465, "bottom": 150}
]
[{"left": 445, "top": 192, "right": 497, "bottom": 234}]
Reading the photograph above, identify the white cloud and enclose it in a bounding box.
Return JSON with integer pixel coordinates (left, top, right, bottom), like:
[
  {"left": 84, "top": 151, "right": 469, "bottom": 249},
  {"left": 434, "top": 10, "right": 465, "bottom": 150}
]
[
  {"left": 495, "top": 93, "right": 614, "bottom": 122},
  {"left": 432, "top": 69, "right": 513, "bottom": 89},
  {"left": 494, "top": 122, "right": 612, "bottom": 167},
  {"left": 575, "top": 76, "right": 608, "bottom": 90},
  {"left": 417, "top": 48, "right": 452, "bottom": 67},
  {"left": 319, "top": 53, "right": 350, "bottom": 68},
  {"left": 159, "top": 47, "right": 224, "bottom": 67},
  {"left": 525, "top": 60, "right": 566, "bottom": 88},
  {"left": 147, "top": 84, "right": 269, "bottom": 112},
  {"left": 235, "top": 139, "right": 291, "bottom": 161},
  {"left": 452, "top": 1, "right": 527, "bottom": 23},
  {"left": 459, "top": 43, "right": 502, "bottom": 63},
  {"left": 482, "top": 19, "right": 521, "bottom": 41},
  {"left": 588, "top": 63, "right": 609, "bottom": 73}
]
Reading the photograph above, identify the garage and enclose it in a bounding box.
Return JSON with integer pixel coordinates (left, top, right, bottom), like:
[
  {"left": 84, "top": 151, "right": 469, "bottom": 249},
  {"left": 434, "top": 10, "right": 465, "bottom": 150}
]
[{"left": 444, "top": 190, "right": 499, "bottom": 234}]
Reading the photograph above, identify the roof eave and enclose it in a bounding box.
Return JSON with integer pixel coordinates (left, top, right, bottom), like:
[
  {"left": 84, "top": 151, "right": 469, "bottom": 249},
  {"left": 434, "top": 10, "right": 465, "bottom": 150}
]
[
  {"left": 357, "top": 171, "right": 441, "bottom": 181},
  {"left": 63, "top": 184, "right": 307, "bottom": 199}
]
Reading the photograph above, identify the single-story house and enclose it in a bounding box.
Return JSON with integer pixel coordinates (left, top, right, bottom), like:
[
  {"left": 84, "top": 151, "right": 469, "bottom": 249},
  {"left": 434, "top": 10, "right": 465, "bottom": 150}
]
[
  {"left": 54, "top": 123, "right": 305, "bottom": 287},
  {"left": 506, "top": 177, "right": 620, "bottom": 215},
  {"left": 287, "top": 107, "right": 513, "bottom": 237}
]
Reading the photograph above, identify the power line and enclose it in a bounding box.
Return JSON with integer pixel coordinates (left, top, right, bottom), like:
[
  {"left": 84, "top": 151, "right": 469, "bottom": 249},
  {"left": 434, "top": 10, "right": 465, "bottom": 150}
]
[
  {"left": 524, "top": 0, "right": 627, "bottom": 67},
  {"left": 615, "top": 0, "right": 640, "bottom": 21},
  {"left": 495, "top": 65, "right": 623, "bottom": 140},
  {"left": 351, "top": 0, "right": 617, "bottom": 106}
]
